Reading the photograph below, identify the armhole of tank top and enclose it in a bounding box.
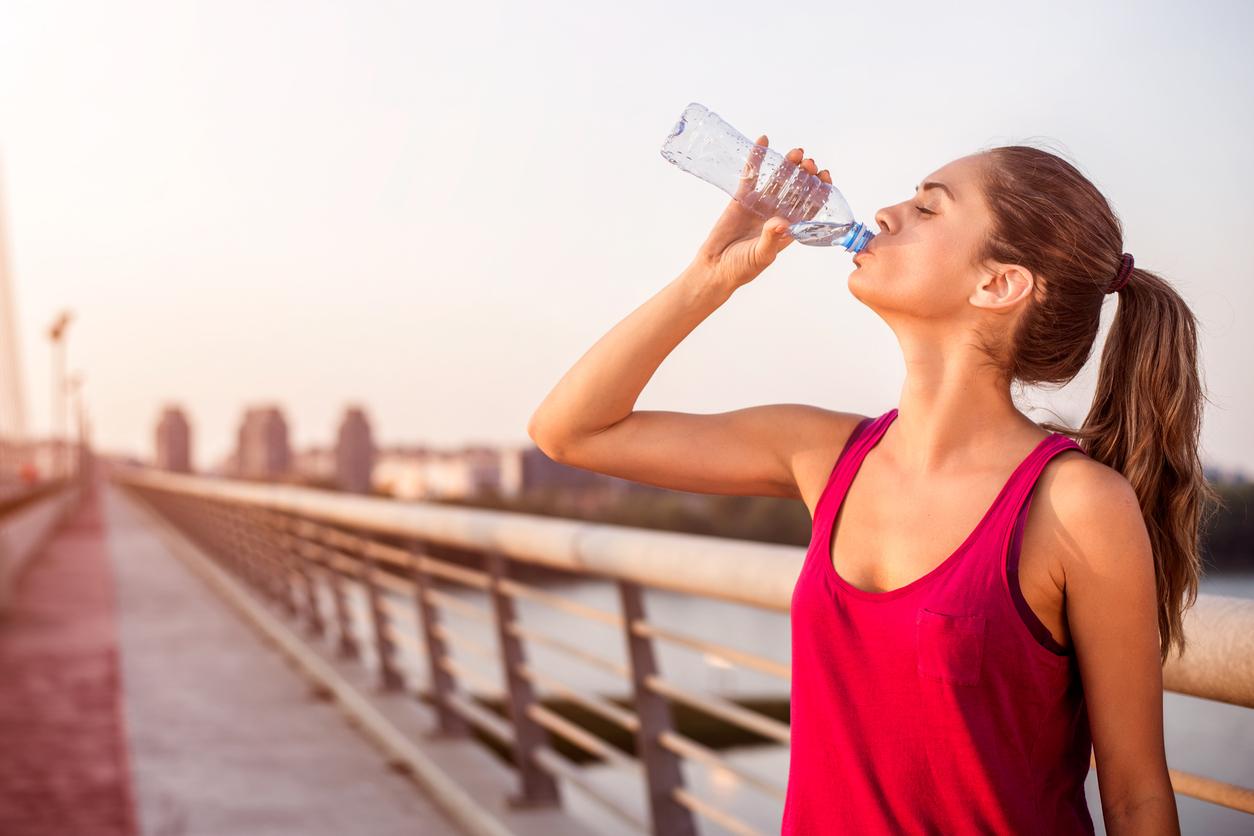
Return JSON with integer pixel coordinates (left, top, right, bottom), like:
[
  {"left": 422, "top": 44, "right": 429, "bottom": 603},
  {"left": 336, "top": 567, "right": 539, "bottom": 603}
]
[
  {"left": 812, "top": 414, "right": 875, "bottom": 522},
  {"left": 1006, "top": 479, "right": 1072, "bottom": 657}
]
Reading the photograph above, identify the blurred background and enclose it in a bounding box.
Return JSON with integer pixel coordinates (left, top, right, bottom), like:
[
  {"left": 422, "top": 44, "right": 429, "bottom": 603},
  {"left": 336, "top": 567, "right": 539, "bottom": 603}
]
[{"left": 0, "top": 2, "right": 1250, "bottom": 835}]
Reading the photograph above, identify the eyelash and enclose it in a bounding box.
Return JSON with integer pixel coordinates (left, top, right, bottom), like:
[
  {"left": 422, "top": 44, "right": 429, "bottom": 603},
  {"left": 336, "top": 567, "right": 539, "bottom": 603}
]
[{"left": 914, "top": 205, "right": 935, "bottom": 215}]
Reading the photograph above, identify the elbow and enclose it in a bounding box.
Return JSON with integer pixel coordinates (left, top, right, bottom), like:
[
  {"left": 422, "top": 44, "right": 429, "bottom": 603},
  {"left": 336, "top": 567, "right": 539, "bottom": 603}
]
[{"left": 527, "top": 414, "right": 567, "bottom": 462}]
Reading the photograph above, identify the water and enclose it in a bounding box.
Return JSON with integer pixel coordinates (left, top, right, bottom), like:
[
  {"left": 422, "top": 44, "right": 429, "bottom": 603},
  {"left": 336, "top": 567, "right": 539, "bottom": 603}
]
[{"left": 793, "top": 218, "right": 876, "bottom": 252}]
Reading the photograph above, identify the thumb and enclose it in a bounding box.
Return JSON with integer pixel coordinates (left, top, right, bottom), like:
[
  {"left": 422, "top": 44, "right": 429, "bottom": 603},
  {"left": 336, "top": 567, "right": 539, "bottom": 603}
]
[{"left": 758, "top": 216, "right": 794, "bottom": 257}]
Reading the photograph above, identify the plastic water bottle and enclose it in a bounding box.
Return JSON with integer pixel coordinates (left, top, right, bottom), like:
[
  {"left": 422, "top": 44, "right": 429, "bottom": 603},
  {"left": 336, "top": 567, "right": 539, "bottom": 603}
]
[{"left": 660, "top": 102, "right": 875, "bottom": 253}]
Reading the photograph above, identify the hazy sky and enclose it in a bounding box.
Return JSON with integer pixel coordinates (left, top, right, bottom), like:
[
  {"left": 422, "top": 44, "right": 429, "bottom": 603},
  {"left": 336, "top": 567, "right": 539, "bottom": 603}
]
[{"left": 2, "top": 0, "right": 1252, "bottom": 474}]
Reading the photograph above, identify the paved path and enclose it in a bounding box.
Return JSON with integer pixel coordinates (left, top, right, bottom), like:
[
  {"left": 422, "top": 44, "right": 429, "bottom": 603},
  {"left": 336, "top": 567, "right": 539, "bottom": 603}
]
[
  {"left": 0, "top": 483, "right": 137, "bottom": 835},
  {"left": 1, "top": 479, "right": 463, "bottom": 836},
  {"left": 103, "top": 483, "right": 464, "bottom": 836}
]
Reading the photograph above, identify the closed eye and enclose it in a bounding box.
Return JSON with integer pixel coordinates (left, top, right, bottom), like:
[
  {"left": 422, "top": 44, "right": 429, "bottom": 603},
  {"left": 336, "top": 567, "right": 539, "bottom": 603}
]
[{"left": 914, "top": 205, "right": 935, "bottom": 215}]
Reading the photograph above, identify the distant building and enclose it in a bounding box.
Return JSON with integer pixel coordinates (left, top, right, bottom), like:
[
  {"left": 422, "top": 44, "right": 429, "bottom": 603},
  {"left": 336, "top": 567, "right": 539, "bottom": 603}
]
[
  {"left": 335, "top": 406, "right": 375, "bottom": 494},
  {"left": 499, "top": 446, "right": 605, "bottom": 497},
  {"left": 235, "top": 405, "right": 290, "bottom": 479},
  {"left": 373, "top": 443, "right": 638, "bottom": 503},
  {"left": 291, "top": 445, "right": 335, "bottom": 483},
  {"left": 373, "top": 446, "right": 500, "bottom": 500},
  {"left": 154, "top": 406, "right": 192, "bottom": 472}
]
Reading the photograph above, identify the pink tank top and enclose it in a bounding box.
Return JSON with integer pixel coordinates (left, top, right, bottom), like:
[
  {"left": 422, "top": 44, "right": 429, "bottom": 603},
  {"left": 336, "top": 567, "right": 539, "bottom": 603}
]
[{"left": 783, "top": 408, "right": 1095, "bottom": 834}]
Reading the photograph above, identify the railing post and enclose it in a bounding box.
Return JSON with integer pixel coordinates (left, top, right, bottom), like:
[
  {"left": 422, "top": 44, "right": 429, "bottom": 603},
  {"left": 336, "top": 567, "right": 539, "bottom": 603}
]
[
  {"left": 252, "top": 507, "right": 299, "bottom": 619},
  {"left": 363, "top": 546, "right": 405, "bottom": 691},
  {"left": 485, "top": 548, "right": 561, "bottom": 808},
  {"left": 408, "top": 539, "right": 469, "bottom": 738},
  {"left": 209, "top": 501, "right": 239, "bottom": 578},
  {"left": 618, "top": 579, "right": 697, "bottom": 836},
  {"left": 221, "top": 501, "right": 265, "bottom": 594},
  {"left": 273, "top": 515, "right": 324, "bottom": 638},
  {"left": 321, "top": 542, "right": 360, "bottom": 660}
]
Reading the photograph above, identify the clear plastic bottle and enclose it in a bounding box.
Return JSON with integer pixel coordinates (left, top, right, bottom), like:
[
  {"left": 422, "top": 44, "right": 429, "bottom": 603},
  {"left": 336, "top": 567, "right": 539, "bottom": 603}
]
[{"left": 660, "top": 102, "right": 875, "bottom": 253}]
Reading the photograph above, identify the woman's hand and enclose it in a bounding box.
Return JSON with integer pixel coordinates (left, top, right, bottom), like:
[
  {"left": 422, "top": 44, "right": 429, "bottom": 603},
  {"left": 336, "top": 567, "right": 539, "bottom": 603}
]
[{"left": 690, "top": 135, "right": 832, "bottom": 293}]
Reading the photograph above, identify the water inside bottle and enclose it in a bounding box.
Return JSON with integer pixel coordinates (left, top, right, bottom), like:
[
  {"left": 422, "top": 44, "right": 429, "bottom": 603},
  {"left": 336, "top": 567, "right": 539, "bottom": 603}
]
[
  {"left": 787, "top": 220, "right": 853, "bottom": 247},
  {"left": 787, "top": 219, "right": 876, "bottom": 252}
]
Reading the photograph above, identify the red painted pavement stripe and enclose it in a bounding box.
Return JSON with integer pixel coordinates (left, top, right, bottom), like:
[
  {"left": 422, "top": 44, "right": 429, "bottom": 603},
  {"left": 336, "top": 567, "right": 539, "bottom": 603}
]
[{"left": 0, "top": 482, "right": 139, "bottom": 836}]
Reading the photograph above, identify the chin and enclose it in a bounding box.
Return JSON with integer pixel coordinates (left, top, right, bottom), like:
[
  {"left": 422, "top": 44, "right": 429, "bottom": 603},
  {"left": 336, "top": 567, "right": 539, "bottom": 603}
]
[{"left": 847, "top": 267, "right": 874, "bottom": 304}]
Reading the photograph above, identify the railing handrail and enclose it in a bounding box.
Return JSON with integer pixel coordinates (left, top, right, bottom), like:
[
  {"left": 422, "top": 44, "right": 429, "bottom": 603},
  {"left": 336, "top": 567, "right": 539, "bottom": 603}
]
[
  {"left": 110, "top": 465, "right": 1254, "bottom": 710},
  {"left": 111, "top": 465, "right": 801, "bottom": 610}
]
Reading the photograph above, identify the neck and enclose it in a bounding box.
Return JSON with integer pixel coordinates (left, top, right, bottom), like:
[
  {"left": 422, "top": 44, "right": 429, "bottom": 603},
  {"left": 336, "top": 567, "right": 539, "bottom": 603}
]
[{"left": 889, "top": 330, "right": 1045, "bottom": 475}]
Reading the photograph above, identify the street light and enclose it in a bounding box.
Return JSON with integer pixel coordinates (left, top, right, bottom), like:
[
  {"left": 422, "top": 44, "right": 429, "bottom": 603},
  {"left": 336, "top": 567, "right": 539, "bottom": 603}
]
[
  {"left": 47, "top": 310, "right": 72, "bottom": 480},
  {"left": 67, "top": 371, "right": 84, "bottom": 481}
]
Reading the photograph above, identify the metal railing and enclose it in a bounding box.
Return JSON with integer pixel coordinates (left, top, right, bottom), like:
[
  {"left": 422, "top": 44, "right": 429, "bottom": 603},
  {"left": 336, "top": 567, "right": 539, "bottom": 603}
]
[{"left": 111, "top": 466, "right": 1254, "bottom": 834}]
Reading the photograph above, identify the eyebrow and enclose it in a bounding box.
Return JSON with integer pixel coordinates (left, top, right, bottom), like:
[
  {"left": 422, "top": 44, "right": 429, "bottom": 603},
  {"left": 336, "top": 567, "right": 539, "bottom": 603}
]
[{"left": 915, "top": 181, "right": 956, "bottom": 201}]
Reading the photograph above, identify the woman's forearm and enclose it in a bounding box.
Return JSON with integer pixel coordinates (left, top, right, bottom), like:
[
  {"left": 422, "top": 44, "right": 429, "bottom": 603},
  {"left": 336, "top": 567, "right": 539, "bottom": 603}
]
[
  {"left": 527, "top": 262, "right": 733, "bottom": 450},
  {"left": 1105, "top": 792, "right": 1180, "bottom": 836}
]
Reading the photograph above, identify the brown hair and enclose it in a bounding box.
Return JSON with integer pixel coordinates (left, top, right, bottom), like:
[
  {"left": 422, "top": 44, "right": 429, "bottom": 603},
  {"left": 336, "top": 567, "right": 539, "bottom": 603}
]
[{"left": 972, "top": 143, "right": 1221, "bottom": 665}]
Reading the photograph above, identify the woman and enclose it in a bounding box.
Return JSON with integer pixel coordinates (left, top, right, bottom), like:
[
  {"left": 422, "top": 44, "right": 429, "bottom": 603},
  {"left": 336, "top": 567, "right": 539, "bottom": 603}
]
[{"left": 527, "top": 136, "right": 1213, "bottom": 834}]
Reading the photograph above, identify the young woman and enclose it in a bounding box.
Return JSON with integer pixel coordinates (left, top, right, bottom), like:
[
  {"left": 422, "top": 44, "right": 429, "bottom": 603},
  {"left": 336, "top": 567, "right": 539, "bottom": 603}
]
[{"left": 527, "top": 136, "right": 1212, "bottom": 835}]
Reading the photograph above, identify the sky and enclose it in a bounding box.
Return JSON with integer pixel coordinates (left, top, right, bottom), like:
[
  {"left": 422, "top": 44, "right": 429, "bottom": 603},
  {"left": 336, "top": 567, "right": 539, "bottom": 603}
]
[{"left": 1, "top": 0, "right": 1252, "bottom": 474}]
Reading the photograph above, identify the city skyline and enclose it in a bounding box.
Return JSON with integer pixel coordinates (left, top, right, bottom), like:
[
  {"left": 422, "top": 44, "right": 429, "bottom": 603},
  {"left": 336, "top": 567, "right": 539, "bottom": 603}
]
[{"left": 2, "top": 2, "right": 1252, "bottom": 473}]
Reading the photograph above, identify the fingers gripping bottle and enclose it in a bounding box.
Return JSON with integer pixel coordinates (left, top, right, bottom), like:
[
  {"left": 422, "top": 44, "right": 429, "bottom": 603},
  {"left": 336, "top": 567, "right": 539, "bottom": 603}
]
[{"left": 660, "top": 102, "right": 875, "bottom": 253}]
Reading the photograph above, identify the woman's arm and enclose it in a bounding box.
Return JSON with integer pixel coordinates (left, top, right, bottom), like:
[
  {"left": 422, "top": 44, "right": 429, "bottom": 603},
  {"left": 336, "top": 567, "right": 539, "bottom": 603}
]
[
  {"left": 528, "top": 138, "right": 822, "bottom": 450},
  {"left": 527, "top": 142, "right": 863, "bottom": 499},
  {"left": 1046, "top": 457, "right": 1181, "bottom": 835}
]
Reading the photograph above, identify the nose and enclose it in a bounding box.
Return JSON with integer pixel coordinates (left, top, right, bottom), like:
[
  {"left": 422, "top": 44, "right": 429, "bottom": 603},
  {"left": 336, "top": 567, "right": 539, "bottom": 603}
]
[{"left": 874, "top": 205, "right": 894, "bottom": 235}]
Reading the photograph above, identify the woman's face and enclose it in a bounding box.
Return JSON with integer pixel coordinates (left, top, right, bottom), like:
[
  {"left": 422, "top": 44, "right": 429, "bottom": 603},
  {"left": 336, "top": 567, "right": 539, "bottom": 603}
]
[{"left": 848, "top": 153, "right": 1019, "bottom": 321}]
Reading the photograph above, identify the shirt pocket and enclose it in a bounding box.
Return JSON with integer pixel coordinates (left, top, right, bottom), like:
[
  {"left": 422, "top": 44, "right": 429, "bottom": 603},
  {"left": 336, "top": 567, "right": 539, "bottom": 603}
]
[{"left": 916, "top": 607, "right": 987, "bottom": 686}]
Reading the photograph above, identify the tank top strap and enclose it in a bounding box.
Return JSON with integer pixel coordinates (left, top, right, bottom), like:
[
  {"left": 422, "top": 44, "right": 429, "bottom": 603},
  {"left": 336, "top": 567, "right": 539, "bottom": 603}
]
[
  {"left": 1000, "top": 433, "right": 1086, "bottom": 522},
  {"left": 813, "top": 408, "right": 897, "bottom": 525},
  {"left": 988, "top": 433, "right": 1087, "bottom": 567}
]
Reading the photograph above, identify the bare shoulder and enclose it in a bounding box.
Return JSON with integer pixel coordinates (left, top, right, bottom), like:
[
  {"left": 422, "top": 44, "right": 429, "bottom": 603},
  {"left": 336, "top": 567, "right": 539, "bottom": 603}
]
[
  {"left": 1040, "top": 450, "right": 1140, "bottom": 523},
  {"left": 780, "top": 406, "right": 871, "bottom": 515},
  {"left": 1029, "top": 448, "right": 1148, "bottom": 581}
]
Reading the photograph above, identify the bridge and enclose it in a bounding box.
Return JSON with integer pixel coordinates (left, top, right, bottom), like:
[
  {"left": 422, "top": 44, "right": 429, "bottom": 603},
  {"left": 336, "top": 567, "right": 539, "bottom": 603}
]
[{"left": 0, "top": 455, "right": 1251, "bottom": 835}]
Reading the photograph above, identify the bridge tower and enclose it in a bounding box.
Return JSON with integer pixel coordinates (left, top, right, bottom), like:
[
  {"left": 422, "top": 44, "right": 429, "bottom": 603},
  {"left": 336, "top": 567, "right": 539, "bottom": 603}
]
[{"left": 0, "top": 155, "right": 30, "bottom": 479}]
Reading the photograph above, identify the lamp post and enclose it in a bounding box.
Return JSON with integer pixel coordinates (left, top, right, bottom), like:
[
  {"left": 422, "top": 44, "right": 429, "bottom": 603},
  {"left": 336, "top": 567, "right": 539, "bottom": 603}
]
[
  {"left": 47, "top": 310, "right": 72, "bottom": 481},
  {"left": 66, "top": 371, "right": 84, "bottom": 481}
]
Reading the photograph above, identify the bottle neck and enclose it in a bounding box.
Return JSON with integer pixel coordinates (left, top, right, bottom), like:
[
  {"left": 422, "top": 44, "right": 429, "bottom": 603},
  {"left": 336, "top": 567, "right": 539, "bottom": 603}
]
[{"left": 841, "top": 222, "right": 874, "bottom": 253}]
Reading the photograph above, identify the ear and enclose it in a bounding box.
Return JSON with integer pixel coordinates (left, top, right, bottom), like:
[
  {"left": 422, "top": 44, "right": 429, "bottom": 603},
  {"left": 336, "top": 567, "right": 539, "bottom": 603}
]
[{"left": 971, "top": 263, "right": 1035, "bottom": 310}]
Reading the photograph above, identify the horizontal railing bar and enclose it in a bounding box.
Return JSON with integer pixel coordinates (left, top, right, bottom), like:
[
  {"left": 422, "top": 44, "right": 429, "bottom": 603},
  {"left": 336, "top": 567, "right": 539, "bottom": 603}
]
[
  {"left": 525, "top": 703, "right": 640, "bottom": 770},
  {"left": 657, "top": 730, "right": 785, "bottom": 801},
  {"left": 529, "top": 746, "right": 650, "bottom": 833},
  {"left": 497, "top": 577, "right": 623, "bottom": 628},
  {"left": 379, "top": 596, "right": 417, "bottom": 624},
  {"left": 645, "top": 674, "right": 790, "bottom": 745},
  {"left": 631, "top": 619, "right": 791, "bottom": 681},
  {"left": 382, "top": 622, "right": 422, "bottom": 654},
  {"left": 514, "top": 662, "right": 639, "bottom": 733},
  {"left": 443, "top": 690, "right": 515, "bottom": 746},
  {"left": 439, "top": 654, "right": 501, "bottom": 697},
  {"left": 422, "top": 588, "right": 494, "bottom": 623},
  {"left": 362, "top": 539, "right": 418, "bottom": 570},
  {"left": 371, "top": 569, "right": 415, "bottom": 596},
  {"left": 417, "top": 556, "right": 492, "bottom": 591},
  {"left": 431, "top": 622, "right": 498, "bottom": 661},
  {"left": 507, "top": 622, "right": 630, "bottom": 679},
  {"left": 113, "top": 468, "right": 803, "bottom": 612},
  {"left": 1161, "top": 594, "right": 1254, "bottom": 709},
  {"left": 672, "top": 786, "right": 763, "bottom": 836},
  {"left": 1167, "top": 765, "right": 1254, "bottom": 814},
  {"left": 300, "top": 544, "right": 364, "bottom": 578}
]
